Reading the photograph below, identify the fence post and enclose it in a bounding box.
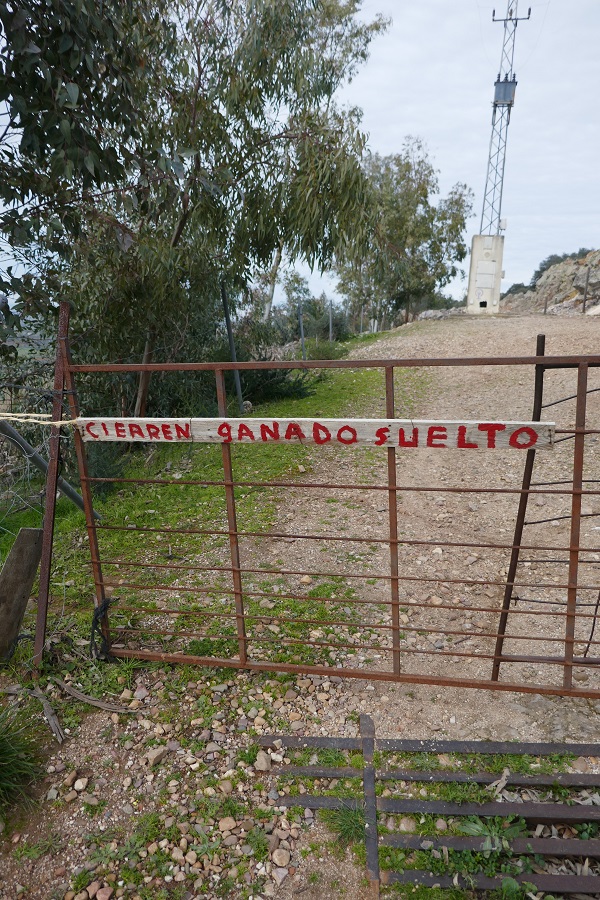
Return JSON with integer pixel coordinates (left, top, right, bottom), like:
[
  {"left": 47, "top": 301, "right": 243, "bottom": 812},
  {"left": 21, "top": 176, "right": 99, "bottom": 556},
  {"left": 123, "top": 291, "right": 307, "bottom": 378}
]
[
  {"left": 298, "top": 299, "right": 307, "bottom": 360},
  {"left": 582, "top": 266, "right": 591, "bottom": 314},
  {"left": 220, "top": 281, "right": 244, "bottom": 414},
  {"left": 34, "top": 301, "right": 69, "bottom": 668}
]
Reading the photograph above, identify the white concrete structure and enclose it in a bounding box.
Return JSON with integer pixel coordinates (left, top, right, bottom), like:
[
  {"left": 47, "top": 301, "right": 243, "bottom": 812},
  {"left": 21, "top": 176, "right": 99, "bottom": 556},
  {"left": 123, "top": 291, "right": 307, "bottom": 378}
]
[{"left": 466, "top": 234, "right": 504, "bottom": 315}]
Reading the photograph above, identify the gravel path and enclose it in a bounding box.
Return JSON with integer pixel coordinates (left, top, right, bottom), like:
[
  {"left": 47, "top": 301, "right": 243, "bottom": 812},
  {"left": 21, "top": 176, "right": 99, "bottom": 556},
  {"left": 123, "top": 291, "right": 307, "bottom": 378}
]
[
  {"left": 285, "top": 314, "right": 600, "bottom": 744},
  {"left": 274, "top": 313, "right": 600, "bottom": 898}
]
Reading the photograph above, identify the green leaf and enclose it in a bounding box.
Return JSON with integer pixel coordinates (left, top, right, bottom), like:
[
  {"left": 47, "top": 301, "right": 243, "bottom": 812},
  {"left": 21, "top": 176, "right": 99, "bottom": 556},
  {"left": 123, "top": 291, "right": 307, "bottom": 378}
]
[
  {"left": 59, "top": 34, "right": 74, "bottom": 54},
  {"left": 65, "top": 83, "right": 79, "bottom": 106},
  {"left": 457, "top": 820, "right": 487, "bottom": 836}
]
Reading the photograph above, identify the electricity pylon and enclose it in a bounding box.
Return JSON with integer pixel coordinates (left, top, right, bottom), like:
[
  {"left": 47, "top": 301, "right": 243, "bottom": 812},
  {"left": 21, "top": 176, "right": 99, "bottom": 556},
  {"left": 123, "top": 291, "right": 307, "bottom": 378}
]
[
  {"left": 480, "top": 2, "right": 531, "bottom": 235},
  {"left": 466, "top": 2, "right": 531, "bottom": 315}
]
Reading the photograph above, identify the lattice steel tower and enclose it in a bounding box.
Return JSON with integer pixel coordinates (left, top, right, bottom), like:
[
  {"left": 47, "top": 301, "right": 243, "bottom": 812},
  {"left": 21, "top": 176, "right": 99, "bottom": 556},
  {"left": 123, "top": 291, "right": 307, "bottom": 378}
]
[{"left": 480, "top": 2, "right": 531, "bottom": 234}]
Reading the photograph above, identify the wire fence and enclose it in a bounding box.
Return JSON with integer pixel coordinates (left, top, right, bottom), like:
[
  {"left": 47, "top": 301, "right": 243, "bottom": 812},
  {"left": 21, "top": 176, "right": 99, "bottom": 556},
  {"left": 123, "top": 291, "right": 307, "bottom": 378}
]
[{"left": 0, "top": 359, "right": 55, "bottom": 566}]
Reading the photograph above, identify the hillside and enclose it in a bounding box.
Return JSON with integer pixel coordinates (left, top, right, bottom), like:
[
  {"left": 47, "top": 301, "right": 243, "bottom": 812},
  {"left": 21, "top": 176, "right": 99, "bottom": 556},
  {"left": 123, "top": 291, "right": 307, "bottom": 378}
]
[{"left": 501, "top": 248, "right": 600, "bottom": 315}]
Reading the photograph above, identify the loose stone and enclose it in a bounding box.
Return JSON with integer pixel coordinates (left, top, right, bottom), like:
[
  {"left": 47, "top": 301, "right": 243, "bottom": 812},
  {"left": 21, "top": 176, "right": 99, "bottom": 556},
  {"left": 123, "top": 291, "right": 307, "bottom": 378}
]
[
  {"left": 254, "top": 750, "right": 272, "bottom": 771},
  {"left": 272, "top": 848, "right": 290, "bottom": 867}
]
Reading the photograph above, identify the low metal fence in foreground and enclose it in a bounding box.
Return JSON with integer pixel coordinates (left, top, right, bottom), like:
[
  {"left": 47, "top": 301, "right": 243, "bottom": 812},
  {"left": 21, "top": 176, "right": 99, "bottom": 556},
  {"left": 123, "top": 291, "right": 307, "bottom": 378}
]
[{"left": 261, "top": 714, "right": 600, "bottom": 898}]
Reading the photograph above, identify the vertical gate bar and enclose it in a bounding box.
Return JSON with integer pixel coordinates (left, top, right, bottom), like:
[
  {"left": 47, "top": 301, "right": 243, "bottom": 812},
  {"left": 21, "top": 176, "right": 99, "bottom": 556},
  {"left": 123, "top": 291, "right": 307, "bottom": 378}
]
[
  {"left": 385, "top": 367, "right": 401, "bottom": 675},
  {"left": 360, "top": 714, "right": 380, "bottom": 898},
  {"left": 61, "top": 310, "right": 108, "bottom": 642},
  {"left": 34, "top": 301, "right": 69, "bottom": 667},
  {"left": 215, "top": 369, "right": 247, "bottom": 665},
  {"left": 564, "top": 363, "right": 588, "bottom": 689},
  {"left": 492, "top": 334, "right": 546, "bottom": 681}
]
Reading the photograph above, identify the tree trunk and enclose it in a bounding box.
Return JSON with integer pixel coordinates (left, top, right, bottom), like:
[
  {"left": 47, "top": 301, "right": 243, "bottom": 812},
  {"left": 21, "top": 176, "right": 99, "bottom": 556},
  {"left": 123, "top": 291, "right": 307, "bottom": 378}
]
[
  {"left": 262, "top": 245, "right": 283, "bottom": 323},
  {"left": 133, "top": 333, "right": 154, "bottom": 417}
]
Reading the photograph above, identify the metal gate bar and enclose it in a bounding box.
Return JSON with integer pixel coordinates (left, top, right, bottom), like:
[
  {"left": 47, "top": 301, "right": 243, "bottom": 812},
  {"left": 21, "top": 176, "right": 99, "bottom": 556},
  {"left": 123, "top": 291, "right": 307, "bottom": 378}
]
[
  {"left": 565, "top": 363, "right": 589, "bottom": 688},
  {"left": 492, "top": 333, "right": 546, "bottom": 679},
  {"left": 261, "top": 715, "right": 600, "bottom": 898}
]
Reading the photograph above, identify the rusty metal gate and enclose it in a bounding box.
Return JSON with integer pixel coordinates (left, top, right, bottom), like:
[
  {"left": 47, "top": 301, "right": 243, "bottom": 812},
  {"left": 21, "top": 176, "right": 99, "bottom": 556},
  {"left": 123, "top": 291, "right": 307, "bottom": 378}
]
[{"left": 35, "top": 302, "right": 600, "bottom": 697}]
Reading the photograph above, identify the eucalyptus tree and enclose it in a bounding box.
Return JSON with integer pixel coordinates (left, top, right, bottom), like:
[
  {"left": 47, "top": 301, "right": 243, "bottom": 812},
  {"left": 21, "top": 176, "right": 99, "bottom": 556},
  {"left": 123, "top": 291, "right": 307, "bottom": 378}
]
[
  {"left": 0, "top": 0, "right": 387, "bottom": 415},
  {"left": 335, "top": 139, "right": 474, "bottom": 326},
  {"left": 0, "top": 0, "right": 173, "bottom": 354}
]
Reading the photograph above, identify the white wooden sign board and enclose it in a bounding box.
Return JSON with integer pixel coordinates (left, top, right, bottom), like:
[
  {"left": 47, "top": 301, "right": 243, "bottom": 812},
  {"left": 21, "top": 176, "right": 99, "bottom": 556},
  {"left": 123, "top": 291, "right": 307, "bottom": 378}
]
[{"left": 77, "top": 417, "right": 555, "bottom": 450}]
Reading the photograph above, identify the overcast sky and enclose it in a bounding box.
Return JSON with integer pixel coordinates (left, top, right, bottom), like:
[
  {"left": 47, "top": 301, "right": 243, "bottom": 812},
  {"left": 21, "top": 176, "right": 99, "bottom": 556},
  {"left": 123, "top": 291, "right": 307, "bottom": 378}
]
[{"left": 298, "top": 0, "right": 599, "bottom": 302}]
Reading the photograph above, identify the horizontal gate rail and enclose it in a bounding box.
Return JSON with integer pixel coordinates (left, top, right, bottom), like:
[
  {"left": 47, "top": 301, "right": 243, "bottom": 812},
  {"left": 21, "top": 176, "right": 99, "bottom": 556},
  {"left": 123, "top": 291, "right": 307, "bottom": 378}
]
[{"left": 261, "top": 715, "right": 600, "bottom": 898}]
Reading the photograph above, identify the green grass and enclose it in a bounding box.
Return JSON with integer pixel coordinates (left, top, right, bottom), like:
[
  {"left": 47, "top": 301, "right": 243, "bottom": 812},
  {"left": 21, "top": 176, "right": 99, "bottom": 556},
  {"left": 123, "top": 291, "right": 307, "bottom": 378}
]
[
  {"left": 320, "top": 803, "right": 366, "bottom": 846},
  {"left": 13, "top": 833, "right": 62, "bottom": 861},
  {"left": 0, "top": 705, "right": 42, "bottom": 811}
]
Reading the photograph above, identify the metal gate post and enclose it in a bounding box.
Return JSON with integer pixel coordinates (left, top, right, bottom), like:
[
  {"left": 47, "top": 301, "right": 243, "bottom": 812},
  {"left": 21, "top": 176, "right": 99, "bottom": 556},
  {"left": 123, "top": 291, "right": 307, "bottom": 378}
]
[
  {"left": 61, "top": 321, "right": 109, "bottom": 646},
  {"left": 492, "top": 333, "right": 546, "bottom": 680},
  {"left": 215, "top": 368, "right": 248, "bottom": 665},
  {"left": 564, "top": 363, "right": 588, "bottom": 689},
  {"left": 34, "top": 301, "right": 69, "bottom": 667},
  {"left": 385, "top": 367, "right": 401, "bottom": 675}
]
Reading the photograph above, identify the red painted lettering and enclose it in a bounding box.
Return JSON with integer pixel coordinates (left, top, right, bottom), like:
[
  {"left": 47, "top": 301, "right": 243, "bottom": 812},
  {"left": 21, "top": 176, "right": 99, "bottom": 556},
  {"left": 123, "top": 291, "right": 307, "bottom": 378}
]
[
  {"left": 217, "top": 422, "right": 232, "bottom": 443},
  {"left": 313, "top": 423, "right": 331, "bottom": 445},
  {"left": 427, "top": 426, "right": 447, "bottom": 448},
  {"left": 260, "top": 422, "right": 280, "bottom": 441},
  {"left": 101, "top": 422, "right": 109, "bottom": 436},
  {"left": 161, "top": 424, "right": 173, "bottom": 441},
  {"left": 175, "top": 423, "right": 191, "bottom": 440},
  {"left": 457, "top": 425, "right": 478, "bottom": 449},
  {"left": 115, "top": 421, "right": 126, "bottom": 438},
  {"left": 284, "top": 423, "right": 306, "bottom": 441},
  {"left": 85, "top": 422, "right": 99, "bottom": 439},
  {"left": 128, "top": 423, "right": 145, "bottom": 439},
  {"left": 399, "top": 427, "right": 418, "bottom": 448},
  {"left": 509, "top": 426, "right": 538, "bottom": 449},
  {"left": 477, "top": 423, "right": 506, "bottom": 448},
  {"left": 337, "top": 426, "right": 358, "bottom": 445},
  {"left": 237, "top": 423, "right": 255, "bottom": 441},
  {"left": 374, "top": 426, "right": 390, "bottom": 446},
  {"left": 146, "top": 424, "right": 160, "bottom": 439}
]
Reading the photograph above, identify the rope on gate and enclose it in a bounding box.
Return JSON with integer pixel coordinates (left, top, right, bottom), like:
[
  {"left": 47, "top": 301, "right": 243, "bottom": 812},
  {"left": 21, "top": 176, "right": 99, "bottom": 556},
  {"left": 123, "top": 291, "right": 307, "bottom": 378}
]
[
  {"left": 90, "top": 598, "right": 115, "bottom": 661},
  {"left": 0, "top": 413, "right": 79, "bottom": 426}
]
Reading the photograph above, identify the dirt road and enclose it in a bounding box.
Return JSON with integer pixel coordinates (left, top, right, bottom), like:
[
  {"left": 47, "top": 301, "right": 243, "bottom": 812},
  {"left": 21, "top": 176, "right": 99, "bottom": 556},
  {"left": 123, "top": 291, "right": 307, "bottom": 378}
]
[
  {"left": 288, "top": 314, "right": 600, "bottom": 743},
  {"left": 277, "top": 313, "right": 600, "bottom": 899}
]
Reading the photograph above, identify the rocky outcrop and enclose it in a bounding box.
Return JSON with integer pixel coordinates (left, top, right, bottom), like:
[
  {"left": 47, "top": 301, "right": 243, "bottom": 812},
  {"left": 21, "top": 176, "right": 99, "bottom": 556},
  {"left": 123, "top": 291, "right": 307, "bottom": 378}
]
[{"left": 501, "top": 250, "right": 600, "bottom": 315}]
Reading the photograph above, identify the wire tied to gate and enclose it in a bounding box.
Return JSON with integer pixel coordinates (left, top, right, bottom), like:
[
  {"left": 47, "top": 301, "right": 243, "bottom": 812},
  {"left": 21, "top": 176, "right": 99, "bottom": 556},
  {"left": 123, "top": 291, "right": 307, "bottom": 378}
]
[
  {"left": 583, "top": 590, "right": 600, "bottom": 661},
  {"left": 90, "top": 598, "right": 114, "bottom": 661}
]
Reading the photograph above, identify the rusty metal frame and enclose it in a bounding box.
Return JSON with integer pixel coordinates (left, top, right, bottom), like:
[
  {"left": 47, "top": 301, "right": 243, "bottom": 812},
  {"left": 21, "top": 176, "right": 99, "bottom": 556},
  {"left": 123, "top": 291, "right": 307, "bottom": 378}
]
[
  {"left": 261, "top": 715, "right": 600, "bottom": 898},
  {"left": 35, "top": 301, "right": 600, "bottom": 697}
]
